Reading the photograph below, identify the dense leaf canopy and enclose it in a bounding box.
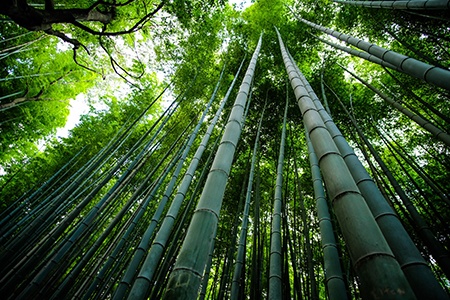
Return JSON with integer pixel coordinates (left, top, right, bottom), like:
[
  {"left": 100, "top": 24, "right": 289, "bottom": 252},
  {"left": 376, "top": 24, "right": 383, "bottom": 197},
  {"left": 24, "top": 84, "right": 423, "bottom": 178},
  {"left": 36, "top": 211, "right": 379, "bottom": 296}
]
[{"left": 1, "top": 0, "right": 449, "bottom": 299}]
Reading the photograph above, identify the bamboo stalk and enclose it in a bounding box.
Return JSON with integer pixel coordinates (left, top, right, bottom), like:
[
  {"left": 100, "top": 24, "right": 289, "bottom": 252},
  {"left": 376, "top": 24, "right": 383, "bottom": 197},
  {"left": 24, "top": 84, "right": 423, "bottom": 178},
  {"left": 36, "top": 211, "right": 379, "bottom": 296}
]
[
  {"left": 162, "top": 34, "right": 263, "bottom": 299},
  {"left": 277, "top": 28, "right": 415, "bottom": 300}
]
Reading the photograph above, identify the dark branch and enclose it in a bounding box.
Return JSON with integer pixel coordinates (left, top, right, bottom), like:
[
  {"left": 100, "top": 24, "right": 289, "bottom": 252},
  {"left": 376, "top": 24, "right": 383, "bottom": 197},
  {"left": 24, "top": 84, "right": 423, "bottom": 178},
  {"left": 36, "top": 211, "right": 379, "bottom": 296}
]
[
  {"left": 0, "top": 2, "right": 113, "bottom": 31},
  {"left": 88, "top": 0, "right": 137, "bottom": 10},
  {"left": 45, "top": 0, "right": 55, "bottom": 11},
  {"left": 43, "top": 28, "right": 89, "bottom": 53},
  {"left": 72, "top": 48, "right": 104, "bottom": 77},
  {"left": 71, "top": 1, "right": 165, "bottom": 36},
  {"left": 98, "top": 36, "right": 141, "bottom": 88}
]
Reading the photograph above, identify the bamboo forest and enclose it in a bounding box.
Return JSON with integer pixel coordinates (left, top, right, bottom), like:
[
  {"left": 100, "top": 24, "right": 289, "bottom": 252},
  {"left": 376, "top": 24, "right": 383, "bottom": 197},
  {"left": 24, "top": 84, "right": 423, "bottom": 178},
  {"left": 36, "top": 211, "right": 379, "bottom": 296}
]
[{"left": 1, "top": 0, "right": 450, "bottom": 299}]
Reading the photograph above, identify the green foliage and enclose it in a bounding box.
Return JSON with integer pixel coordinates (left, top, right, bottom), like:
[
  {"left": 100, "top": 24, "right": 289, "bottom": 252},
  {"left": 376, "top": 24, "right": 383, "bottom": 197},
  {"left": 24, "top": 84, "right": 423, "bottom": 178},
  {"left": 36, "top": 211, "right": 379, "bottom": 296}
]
[
  {"left": 1, "top": 0, "right": 449, "bottom": 298},
  {"left": 0, "top": 76, "right": 164, "bottom": 209},
  {"left": 0, "top": 22, "right": 100, "bottom": 167}
]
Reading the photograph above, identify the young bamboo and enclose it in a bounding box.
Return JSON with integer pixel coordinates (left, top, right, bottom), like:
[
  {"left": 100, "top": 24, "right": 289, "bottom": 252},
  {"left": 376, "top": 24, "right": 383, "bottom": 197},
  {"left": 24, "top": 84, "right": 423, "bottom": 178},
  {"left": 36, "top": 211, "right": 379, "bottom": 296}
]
[
  {"left": 340, "top": 100, "right": 450, "bottom": 281},
  {"left": 304, "top": 132, "right": 349, "bottom": 300},
  {"left": 123, "top": 62, "right": 241, "bottom": 300}
]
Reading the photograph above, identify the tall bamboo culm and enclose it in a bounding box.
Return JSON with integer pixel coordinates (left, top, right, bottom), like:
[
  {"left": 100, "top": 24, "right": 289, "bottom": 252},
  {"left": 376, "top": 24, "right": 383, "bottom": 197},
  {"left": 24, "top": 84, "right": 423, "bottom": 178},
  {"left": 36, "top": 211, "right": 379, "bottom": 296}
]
[
  {"left": 289, "top": 8, "right": 450, "bottom": 91},
  {"left": 268, "top": 90, "right": 289, "bottom": 299},
  {"left": 163, "top": 34, "right": 263, "bottom": 299},
  {"left": 291, "top": 58, "right": 448, "bottom": 299},
  {"left": 230, "top": 100, "right": 267, "bottom": 300},
  {"left": 276, "top": 28, "right": 415, "bottom": 300},
  {"left": 340, "top": 65, "right": 450, "bottom": 148},
  {"left": 332, "top": 0, "right": 450, "bottom": 10},
  {"left": 123, "top": 59, "right": 245, "bottom": 300},
  {"left": 343, "top": 105, "right": 450, "bottom": 281},
  {"left": 305, "top": 131, "right": 349, "bottom": 300}
]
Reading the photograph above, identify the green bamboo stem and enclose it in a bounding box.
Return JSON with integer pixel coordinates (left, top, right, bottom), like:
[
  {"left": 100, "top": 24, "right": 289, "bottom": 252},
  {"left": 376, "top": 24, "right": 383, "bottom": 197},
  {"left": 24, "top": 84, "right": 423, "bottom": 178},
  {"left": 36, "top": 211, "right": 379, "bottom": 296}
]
[
  {"left": 51, "top": 125, "right": 191, "bottom": 299},
  {"left": 375, "top": 127, "right": 450, "bottom": 233},
  {"left": 304, "top": 132, "right": 349, "bottom": 300},
  {"left": 230, "top": 100, "right": 267, "bottom": 300},
  {"left": 163, "top": 34, "right": 263, "bottom": 299},
  {"left": 250, "top": 160, "right": 262, "bottom": 300},
  {"left": 343, "top": 101, "right": 450, "bottom": 281},
  {"left": 199, "top": 231, "right": 217, "bottom": 300},
  {"left": 308, "top": 76, "right": 449, "bottom": 299},
  {"left": 217, "top": 164, "right": 249, "bottom": 300},
  {"left": 378, "top": 81, "right": 447, "bottom": 132},
  {"left": 287, "top": 139, "right": 303, "bottom": 300},
  {"left": 341, "top": 65, "right": 450, "bottom": 147},
  {"left": 320, "top": 67, "right": 331, "bottom": 116},
  {"left": 114, "top": 59, "right": 245, "bottom": 299},
  {"left": 382, "top": 67, "right": 450, "bottom": 126},
  {"left": 333, "top": 0, "right": 450, "bottom": 10},
  {"left": 381, "top": 128, "right": 450, "bottom": 207},
  {"left": 293, "top": 144, "right": 318, "bottom": 300},
  {"left": 268, "top": 81, "right": 289, "bottom": 300},
  {"left": 312, "top": 34, "right": 399, "bottom": 71},
  {"left": 124, "top": 63, "right": 230, "bottom": 300},
  {"left": 0, "top": 146, "right": 86, "bottom": 233},
  {"left": 0, "top": 84, "right": 172, "bottom": 269},
  {"left": 8, "top": 96, "right": 182, "bottom": 298},
  {"left": 277, "top": 28, "right": 415, "bottom": 300},
  {"left": 383, "top": 27, "right": 447, "bottom": 69},
  {"left": 290, "top": 9, "right": 450, "bottom": 91},
  {"left": 78, "top": 134, "right": 186, "bottom": 299}
]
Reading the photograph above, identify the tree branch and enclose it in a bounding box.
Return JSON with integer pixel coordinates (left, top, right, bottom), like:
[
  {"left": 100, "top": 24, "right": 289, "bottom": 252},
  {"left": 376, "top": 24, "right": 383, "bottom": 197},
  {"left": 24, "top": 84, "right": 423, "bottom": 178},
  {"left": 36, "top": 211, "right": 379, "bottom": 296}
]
[
  {"left": 45, "top": 0, "right": 55, "bottom": 11},
  {"left": 72, "top": 48, "right": 104, "bottom": 78},
  {"left": 71, "top": 1, "right": 165, "bottom": 36},
  {"left": 43, "top": 28, "right": 88, "bottom": 52},
  {"left": 98, "top": 36, "right": 141, "bottom": 88}
]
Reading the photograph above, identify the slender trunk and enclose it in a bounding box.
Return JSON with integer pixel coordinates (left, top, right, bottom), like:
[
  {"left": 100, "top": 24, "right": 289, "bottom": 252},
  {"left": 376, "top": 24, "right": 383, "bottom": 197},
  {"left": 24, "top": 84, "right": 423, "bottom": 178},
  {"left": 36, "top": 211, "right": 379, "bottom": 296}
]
[
  {"left": 231, "top": 100, "right": 267, "bottom": 299},
  {"left": 376, "top": 128, "right": 450, "bottom": 235},
  {"left": 199, "top": 233, "right": 216, "bottom": 300},
  {"left": 349, "top": 107, "right": 450, "bottom": 280},
  {"left": 381, "top": 128, "right": 450, "bottom": 207},
  {"left": 304, "top": 132, "right": 349, "bottom": 300},
  {"left": 0, "top": 72, "right": 63, "bottom": 82},
  {"left": 250, "top": 161, "right": 262, "bottom": 300},
  {"left": 277, "top": 28, "right": 415, "bottom": 300},
  {"left": 218, "top": 163, "right": 250, "bottom": 300},
  {"left": 0, "top": 34, "right": 46, "bottom": 54},
  {"left": 384, "top": 27, "right": 447, "bottom": 69},
  {"left": 293, "top": 152, "right": 320, "bottom": 300},
  {"left": 78, "top": 137, "right": 185, "bottom": 299},
  {"left": 0, "top": 149, "right": 79, "bottom": 227},
  {"left": 341, "top": 65, "right": 450, "bottom": 147},
  {"left": 382, "top": 67, "right": 450, "bottom": 126},
  {"left": 312, "top": 34, "right": 399, "bottom": 71},
  {"left": 268, "top": 93, "right": 288, "bottom": 299},
  {"left": 281, "top": 189, "right": 291, "bottom": 300},
  {"left": 2, "top": 88, "right": 178, "bottom": 297},
  {"left": 332, "top": 0, "right": 450, "bottom": 10},
  {"left": 319, "top": 80, "right": 448, "bottom": 299},
  {"left": 54, "top": 127, "right": 189, "bottom": 299},
  {"left": 289, "top": 9, "right": 450, "bottom": 91},
  {"left": 320, "top": 67, "right": 331, "bottom": 116},
  {"left": 125, "top": 64, "right": 229, "bottom": 300},
  {"left": 163, "top": 34, "right": 263, "bottom": 299}
]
